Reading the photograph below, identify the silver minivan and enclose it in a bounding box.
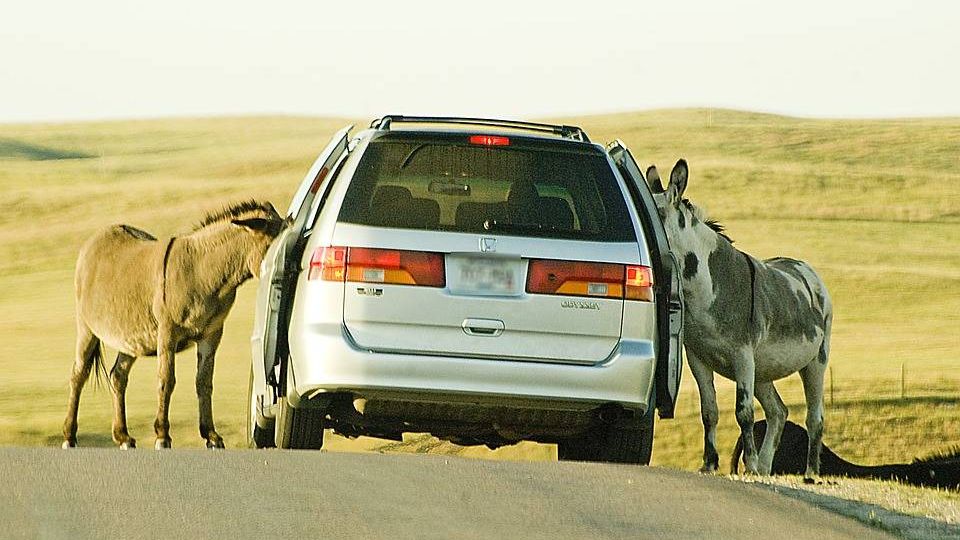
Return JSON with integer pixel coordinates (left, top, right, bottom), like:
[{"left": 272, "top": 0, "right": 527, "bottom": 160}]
[{"left": 249, "top": 116, "right": 683, "bottom": 464}]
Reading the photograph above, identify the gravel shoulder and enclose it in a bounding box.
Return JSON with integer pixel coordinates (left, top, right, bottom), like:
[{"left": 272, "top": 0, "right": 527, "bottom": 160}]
[{"left": 735, "top": 475, "right": 960, "bottom": 540}]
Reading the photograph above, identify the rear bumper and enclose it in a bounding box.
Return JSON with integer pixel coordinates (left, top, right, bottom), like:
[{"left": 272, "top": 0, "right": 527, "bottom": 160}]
[{"left": 288, "top": 322, "right": 656, "bottom": 412}]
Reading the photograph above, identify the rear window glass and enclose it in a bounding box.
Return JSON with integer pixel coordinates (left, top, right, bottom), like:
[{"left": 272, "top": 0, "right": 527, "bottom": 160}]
[{"left": 337, "top": 136, "right": 635, "bottom": 241}]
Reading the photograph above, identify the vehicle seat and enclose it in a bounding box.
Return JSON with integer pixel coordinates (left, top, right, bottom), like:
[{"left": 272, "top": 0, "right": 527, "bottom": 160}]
[
  {"left": 455, "top": 201, "right": 508, "bottom": 231},
  {"left": 369, "top": 185, "right": 413, "bottom": 225},
  {"left": 400, "top": 198, "right": 441, "bottom": 229},
  {"left": 506, "top": 181, "right": 544, "bottom": 225},
  {"left": 540, "top": 197, "right": 575, "bottom": 230}
]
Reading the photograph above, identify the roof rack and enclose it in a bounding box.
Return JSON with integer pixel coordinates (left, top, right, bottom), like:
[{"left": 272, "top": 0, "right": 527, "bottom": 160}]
[{"left": 369, "top": 115, "right": 590, "bottom": 143}]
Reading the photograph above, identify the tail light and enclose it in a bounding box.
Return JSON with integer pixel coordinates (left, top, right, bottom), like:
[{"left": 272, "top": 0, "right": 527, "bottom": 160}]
[
  {"left": 308, "top": 246, "right": 346, "bottom": 281},
  {"left": 309, "top": 246, "right": 445, "bottom": 287},
  {"left": 469, "top": 135, "right": 510, "bottom": 146},
  {"left": 625, "top": 265, "right": 654, "bottom": 302},
  {"left": 527, "top": 260, "right": 624, "bottom": 298},
  {"left": 526, "top": 259, "right": 653, "bottom": 302}
]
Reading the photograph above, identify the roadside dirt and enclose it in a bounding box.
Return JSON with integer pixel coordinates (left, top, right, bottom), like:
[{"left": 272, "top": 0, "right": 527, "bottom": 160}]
[{"left": 735, "top": 475, "right": 960, "bottom": 540}]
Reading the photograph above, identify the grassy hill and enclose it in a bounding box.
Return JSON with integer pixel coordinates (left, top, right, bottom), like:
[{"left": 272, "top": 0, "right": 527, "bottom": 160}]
[{"left": 1, "top": 110, "right": 957, "bottom": 472}]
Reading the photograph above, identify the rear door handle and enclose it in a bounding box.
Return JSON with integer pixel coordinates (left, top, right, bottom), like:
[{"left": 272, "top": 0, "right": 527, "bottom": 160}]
[{"left": 462, "top": 318, "right": 505, "bottom": 337}]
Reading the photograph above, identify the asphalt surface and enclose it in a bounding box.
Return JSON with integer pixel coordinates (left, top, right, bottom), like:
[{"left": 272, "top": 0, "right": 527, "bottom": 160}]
[{"left": 0, "top": 448, "right": 894, "bottom": 540}]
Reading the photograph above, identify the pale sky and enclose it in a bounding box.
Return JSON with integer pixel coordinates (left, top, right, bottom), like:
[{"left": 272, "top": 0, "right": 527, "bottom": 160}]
[{"left": 2, "top": 0, "right": 958, "bottom": 123}]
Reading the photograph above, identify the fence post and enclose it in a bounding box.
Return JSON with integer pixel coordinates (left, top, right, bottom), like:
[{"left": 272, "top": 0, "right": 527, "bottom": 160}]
[{"left": 901, "top": 362, "right": 906, "bottom": 399}]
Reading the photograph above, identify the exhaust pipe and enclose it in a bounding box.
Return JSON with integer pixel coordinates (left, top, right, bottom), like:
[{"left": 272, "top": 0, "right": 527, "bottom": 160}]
[{"left": 597, "top": 404, "right": 634, "bottom": 424}]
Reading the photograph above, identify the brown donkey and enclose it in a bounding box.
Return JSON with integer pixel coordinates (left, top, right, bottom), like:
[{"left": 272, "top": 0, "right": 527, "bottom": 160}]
[{"left": 63, "top": 201, "right": 284, "bottom": 449}]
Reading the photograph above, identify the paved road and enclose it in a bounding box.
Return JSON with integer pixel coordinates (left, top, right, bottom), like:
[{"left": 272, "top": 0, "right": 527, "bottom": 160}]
[{"left": 0, "top": 448, "right": 892, "bottom": 540}]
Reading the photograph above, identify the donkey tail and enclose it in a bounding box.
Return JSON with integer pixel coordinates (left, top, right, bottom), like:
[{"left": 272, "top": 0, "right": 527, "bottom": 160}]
[
  {"left": 90, "top": 339, "right": 109, "bottom": 388},
  {"left": 730, "top": 435, "right": 744, "bottom": 474}
]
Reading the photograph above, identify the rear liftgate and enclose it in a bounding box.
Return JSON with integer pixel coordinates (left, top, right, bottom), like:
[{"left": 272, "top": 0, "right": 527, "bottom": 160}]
[
  {"left": 310, "top": 242, "right": 654, "bottom": 365},
  {"left": 608, "top": 140, "right": 685, "bottom": 418}
]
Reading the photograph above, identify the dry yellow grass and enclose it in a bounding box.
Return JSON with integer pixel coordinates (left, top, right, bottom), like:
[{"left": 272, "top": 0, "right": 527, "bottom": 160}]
[{"left": 1, "top": 111, "right": 957, "bottom": 480}]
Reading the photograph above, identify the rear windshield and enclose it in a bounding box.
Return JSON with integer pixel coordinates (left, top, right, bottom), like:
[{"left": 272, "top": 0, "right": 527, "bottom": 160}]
[{"left": 337, "top": 135, "right": 635, "bottom": 241}]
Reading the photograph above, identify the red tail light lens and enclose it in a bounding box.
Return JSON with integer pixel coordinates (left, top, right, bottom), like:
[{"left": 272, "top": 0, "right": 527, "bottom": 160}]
[
  {"left": 309, "top": 246, "right": 444, "bottom": 287},
  {"left": 469, "top": 135, "right": 510, "bottom": 146},
  {"left": 625, "top": 265, "right": 654, "bottom": 302},
  {"left": 347, "top": 248, "right": 445, "bottom": 287},
  {"left": 308, "top": 246, "right": 346, "bottom": 281},
  {"left": 526, "top": 260, "right": 653, "bottom": 301},
  {"left": 527, "top": 260, "right": 625, "bottom": 298}
]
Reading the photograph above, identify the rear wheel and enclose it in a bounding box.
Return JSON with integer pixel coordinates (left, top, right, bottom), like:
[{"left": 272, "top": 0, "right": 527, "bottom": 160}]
[
  {"left": 558, "top": 403, "right": 655, "bottom": 465},
  {"left": 247, "top": 368, "right": 276, "bottom": 448},
  {"left": 275, "top": 396, "right": 326, "bottom": 450}
]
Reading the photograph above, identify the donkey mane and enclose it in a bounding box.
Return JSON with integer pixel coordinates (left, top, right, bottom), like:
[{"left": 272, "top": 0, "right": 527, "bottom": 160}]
[
  {"left": 193, "top": 199, "right": 276, "bottom": 231},
  {"left": 914, "top": 446, "right": 960, "bottom": 464},
  {"left": 681, "top": 198, "right": 733, "bottom": 243}
]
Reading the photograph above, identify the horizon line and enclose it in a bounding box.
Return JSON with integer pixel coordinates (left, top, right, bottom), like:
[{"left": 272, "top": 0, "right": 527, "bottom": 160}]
[{"left": 3, "top": 106, "right": 960, "bottom": 128}]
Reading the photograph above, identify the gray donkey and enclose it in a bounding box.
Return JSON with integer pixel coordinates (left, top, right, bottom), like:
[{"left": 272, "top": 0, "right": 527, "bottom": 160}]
[
  {"left": 63, "top": 201, "right": 284, "bottom": 449},
  {"left": 648, "top": 160, "right": 832, "bottom": 482}
]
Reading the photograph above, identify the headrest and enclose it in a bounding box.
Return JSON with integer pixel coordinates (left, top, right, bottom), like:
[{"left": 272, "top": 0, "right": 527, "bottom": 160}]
[
  {"left": 507, "top": 181, "right": 539, "bottom": 207},
  {"left": 371, "top": 185, "right": 413, "bottom": 210}
]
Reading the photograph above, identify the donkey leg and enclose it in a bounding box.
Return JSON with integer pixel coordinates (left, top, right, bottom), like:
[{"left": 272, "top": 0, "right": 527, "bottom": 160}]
[
  {"left": 109, "top": 353, "right": 137, "bottom": 449},
  {"left": 799, "top": 362, "right": 827, "bottom": 483},
  {"left": 755, "top": 381, "right": 787, "bottom": 475},
  {"left": 196, "top": 328, "right": 224, "bottom": 449},
  {"left": 733, "top": 353, "right": 759, "bottom": 475},
  {"left": 689, "top": 356, "right": 720, "bottom": 473},
  {"left": 63, "top": 324, "right": 99, "bottom": 448},
  {"left": 154, "top": 328, "right": 177, "bottom": 449}
]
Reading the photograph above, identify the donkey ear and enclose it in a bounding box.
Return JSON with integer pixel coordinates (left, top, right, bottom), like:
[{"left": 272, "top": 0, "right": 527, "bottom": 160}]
[
  {"left": 668, "top": 159, "right": 688, "bottom": 202},
  {"left": 646, "top": 165, "right": 664, "bottom": 193},
  {"left": 232, "top": 217, "right": 271, "bottom": 232}
]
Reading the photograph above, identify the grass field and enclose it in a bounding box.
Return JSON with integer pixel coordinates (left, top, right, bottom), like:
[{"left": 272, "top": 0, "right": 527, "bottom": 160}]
[{"left": 1, "top": 110, "right": 958, "bottom": 478}]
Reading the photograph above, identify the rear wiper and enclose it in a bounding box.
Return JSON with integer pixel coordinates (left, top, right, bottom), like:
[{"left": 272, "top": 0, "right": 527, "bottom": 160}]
[
  {"left": 483, "top": 220, "right": 559, "bottom": 233},
  {"left": 400, "top": 144, "right": 429, "bottom": 169}
]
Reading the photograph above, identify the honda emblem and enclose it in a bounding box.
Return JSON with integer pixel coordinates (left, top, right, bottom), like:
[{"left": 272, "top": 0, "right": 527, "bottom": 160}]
[{"left": 480, "top": 237, "right": 496, "bottom": 253}]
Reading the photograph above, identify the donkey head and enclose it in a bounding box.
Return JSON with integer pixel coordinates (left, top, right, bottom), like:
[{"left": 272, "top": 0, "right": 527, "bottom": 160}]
[
  {"left": 647, "top": 159, "right": 694, "bottom": 240},
  {"left": 229, "top": 202, "right": 285, "bottom": 278}
]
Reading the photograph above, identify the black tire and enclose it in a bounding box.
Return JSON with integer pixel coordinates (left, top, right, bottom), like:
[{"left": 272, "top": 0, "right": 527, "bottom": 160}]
[
  {"left": 275, "top": 396, "right": 325, "bottom": 450},
  {"left": 247, "top": 368, "right": 276, "bottom": 448},
  {"left": 558, "top": 403, "right": 655, "bottom": 465},
  {"left": 251, "top": 416, "right": 276, "bottom": 449},
  {"left": 636, "top": 408, "right": 655, "bottom": 464}
]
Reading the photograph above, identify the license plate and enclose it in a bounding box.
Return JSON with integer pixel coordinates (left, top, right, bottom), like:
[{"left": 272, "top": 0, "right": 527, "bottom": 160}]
[{"left": 451, "top": 257, "right": 519, "bottom": 296}]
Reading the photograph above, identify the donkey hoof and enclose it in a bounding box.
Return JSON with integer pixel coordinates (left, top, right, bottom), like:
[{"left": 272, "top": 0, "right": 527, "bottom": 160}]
[
  {"left": 803, "top": 476, "right": 822, "bottom": 485},
  {"left": 62, "top": 440, "right": 77, "bottom": 449},
  {"left": 155, "top": 439, "right": 172, "bottom": 450},
  {"left": 205, "top": 440, "right": 225, "bottom": 450},
  {"left": 120, "top": 440, "right": 137, "bottom": 450}
]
